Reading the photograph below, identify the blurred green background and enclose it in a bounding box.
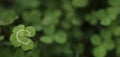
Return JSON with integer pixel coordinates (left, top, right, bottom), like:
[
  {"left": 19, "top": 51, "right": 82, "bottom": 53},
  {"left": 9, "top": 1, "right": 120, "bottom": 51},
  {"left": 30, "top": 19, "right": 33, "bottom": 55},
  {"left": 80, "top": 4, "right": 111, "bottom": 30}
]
[{"left": 0, "top": 0, "right": 120, "bottom": 57}]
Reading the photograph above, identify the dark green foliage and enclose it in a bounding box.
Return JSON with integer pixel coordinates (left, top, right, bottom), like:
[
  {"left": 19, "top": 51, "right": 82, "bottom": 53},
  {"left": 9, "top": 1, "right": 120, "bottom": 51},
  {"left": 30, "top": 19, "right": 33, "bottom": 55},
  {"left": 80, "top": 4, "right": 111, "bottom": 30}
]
[{"left": 0, "top": 0, "right": 120, "bottom": 57}]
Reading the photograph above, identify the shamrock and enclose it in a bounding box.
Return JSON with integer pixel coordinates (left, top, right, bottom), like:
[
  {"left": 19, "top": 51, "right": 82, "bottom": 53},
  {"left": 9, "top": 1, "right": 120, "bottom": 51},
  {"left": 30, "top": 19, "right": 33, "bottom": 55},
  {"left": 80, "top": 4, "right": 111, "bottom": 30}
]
[{"left": 10, "top": 25, "right": 36, "bottom": 50}]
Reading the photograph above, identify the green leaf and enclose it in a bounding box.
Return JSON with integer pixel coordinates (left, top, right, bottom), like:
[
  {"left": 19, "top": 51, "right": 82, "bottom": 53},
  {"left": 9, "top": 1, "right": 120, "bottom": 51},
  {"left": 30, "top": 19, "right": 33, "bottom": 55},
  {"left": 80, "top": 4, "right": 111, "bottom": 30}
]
[
  {"left": 10, "top": 33, "right": 21, "bottom": 47},
  {"left": 70, "top": 17, "right": 81, "bottom": 26},
  {"left": 33, "top": 24, "right": 42, "bottom": 31},
  {"left": 42, "top": 10, "right": 59, "bottom": 26},
  {"left": 18, "top": 36, "right": 30, "bottom": 44},
  {"left": 54, "top": 30, "right": 67, "bottom": 44},
  {"left": 106, "top": 7, "right": 120, "bottom": 20},
  {"left": 22, "top": 10, "right": 41, "bottom": 24},
  {"left": 40, "top": 36, "right": 54, "bottom": 44},
  {"left": 86, "top": 12, "right": 98, "bottom": 25},
  {"left": 100, "top": 29, "right": 112, "bottom": 41},
  {"left": 90, "top": 34, "right": 102, "bottom": 46},
  {"left": 24, "top": 26, "right": 36, "bottom": 37},
  {"left": 42, "top": 17, "right": 53, "bottom": 26},
  {"left": 21, "top": 40, "right": 34, "bottom": 50},
  {"left": 13, "top": 25, "right": 25, "bottom": 33},
  {"left": 93, "top": 45, "right": 107, "bottom": 57},
  {"left": 0, "top": 9, "right": 18, "bottom": 25},
  {"left": 95, "top": 9, "right": 107, "bottom": 20},
  {"left": 15, "top": 0, "right": 40, "bottom": 8},
  {"left": 102, "top": 41, "right": 115, "bottom": 51},
  {"left": 61, "top": 0, "right": 73, "bottom": 11},
  {"left": 113, "top": 26, "right": 120, "bottom": 36},
  {"left": 22, "top": 10, "right": 42, "bottom": 31},
  {"left": 43, "top": 25, "right": 55, "bottom": 35},
  {"left": 108, "top": 0, "right": 120, "bottom": 6},
  {"left": 26, "top": 49, "right": 40, "bottom": 57},
  {"left": 72, "top": 0, "right": 88, "bottom": 7},
  {"left": 100, "top": 19, "right": 112, "bottom": 26}
]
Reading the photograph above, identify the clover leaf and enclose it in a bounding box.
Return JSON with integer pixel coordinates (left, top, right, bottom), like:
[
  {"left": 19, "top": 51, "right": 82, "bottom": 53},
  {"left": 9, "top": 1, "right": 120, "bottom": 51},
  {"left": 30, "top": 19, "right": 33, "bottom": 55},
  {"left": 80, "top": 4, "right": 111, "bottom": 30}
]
[
  {"left": 43, "top": 25, "right": 56, "bottom": 35},
  {"left": 100, "top": 19, "right": 112, "bottom": 26},
  {"left": 0, "top": 9, "right": 18, "bottom": 25},
  {"left": 102, "top": 41, "right": 115, "bottom": 51},
  {"left": 106, "top": 7, "right": 120, "bottom": 20},
  {"left": 108, "top": 0, "right": 120, "bottom": 7},
  {"left": 112, "top": 26, "right": 120, "bottom": 36},
  {"left": 22, "top": 10, "right": 42, "bottom": 31},
  {"left": 70, "top": 17, "right": 82, "bottom": 26},
  {"left": 90, "top": 34, "right": 102, "bottom": 46},
  {"left": 72, "top": 0, "right": 88, "bottom": 7},
  {"left": 93, "top": 45, "right": 107, "bottom": 57},
  {"left": 54, "top": 30, "right": 67, "bottom": 44},
  {"left": 95, "top": 9, "right": 107, "bottom": 20},
  {"left": 22, "top": 10, "right": 41, "bottom": 24},
  {"left": 14, "top": 0, "right": 40, "bottom": 9},
  {"left": 86, "top": 12, "right": 98, "bottom": 25},
  {"left": 40, "top": 30, "right": 67, "bottom": 44},
  {"left": 42, "top": 9, "right": 62, "bottom": 26},
  {"left": 10, "top": 25, "right": 36, "bottom": 50},
  {"left": 40, "top": 36, "right": 54, "bottom": 44},
  {"left": 100, "top": 29, "right": 112, "bottom": 41}
]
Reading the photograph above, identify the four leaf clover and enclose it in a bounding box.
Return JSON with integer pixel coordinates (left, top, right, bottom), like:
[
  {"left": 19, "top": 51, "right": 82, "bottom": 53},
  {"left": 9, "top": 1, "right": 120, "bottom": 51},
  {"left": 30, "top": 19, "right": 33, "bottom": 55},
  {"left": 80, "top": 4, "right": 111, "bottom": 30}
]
[{"left": 10, "top": 25, "right": 36, "bottom": 50}]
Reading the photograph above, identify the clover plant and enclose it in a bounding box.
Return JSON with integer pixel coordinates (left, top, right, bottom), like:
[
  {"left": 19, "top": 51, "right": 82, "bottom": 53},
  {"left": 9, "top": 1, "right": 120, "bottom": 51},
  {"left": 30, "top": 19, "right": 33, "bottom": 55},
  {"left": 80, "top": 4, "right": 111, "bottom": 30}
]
[
  {"left": 10, "top": 25, "right": 36, "bottom": 50},
  {"left": 1, "top": 0, "right": 120, "bottom": 57}
]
